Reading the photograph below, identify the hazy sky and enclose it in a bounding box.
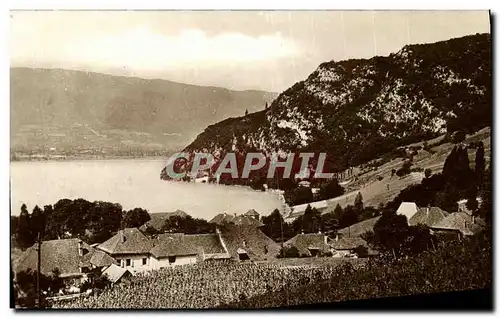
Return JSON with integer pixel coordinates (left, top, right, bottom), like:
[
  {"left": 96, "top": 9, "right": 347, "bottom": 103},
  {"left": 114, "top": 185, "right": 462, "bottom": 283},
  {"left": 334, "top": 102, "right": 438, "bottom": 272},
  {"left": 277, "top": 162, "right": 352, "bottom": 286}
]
[{"left": 10, "top": 11, "right": 490, "bottom": 92}]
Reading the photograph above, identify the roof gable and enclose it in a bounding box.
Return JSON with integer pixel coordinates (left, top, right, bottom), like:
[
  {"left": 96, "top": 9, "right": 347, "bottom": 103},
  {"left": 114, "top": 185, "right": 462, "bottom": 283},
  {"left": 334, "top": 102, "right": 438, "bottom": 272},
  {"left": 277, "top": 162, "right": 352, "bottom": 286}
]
[
  {"left": 97, "top": 228, "right": 153, "bottom": 255},
  {"left": 396, "top": 202, "right": 419, "bottom": 221}
]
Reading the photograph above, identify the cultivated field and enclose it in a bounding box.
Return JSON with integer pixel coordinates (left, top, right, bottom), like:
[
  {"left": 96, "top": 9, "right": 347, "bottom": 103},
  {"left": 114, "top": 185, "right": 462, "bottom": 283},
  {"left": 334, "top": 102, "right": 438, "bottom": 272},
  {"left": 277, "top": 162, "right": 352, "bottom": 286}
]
[{"left": 52, "top": 258, "right": 365, "bottom": 309}]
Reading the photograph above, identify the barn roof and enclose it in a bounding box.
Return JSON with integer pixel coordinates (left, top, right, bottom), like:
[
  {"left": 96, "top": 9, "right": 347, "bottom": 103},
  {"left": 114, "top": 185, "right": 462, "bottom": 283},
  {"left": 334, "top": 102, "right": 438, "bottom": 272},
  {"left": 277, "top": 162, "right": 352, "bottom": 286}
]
[
  {"left": 284, "top": 233, "right": 331, "bottom": 256},
  {"left": 15, "top": 238, "right": 93, "bottom": 277},
  {"left": 97, "top": 228, "right": 153, "bottom": 255},
  {"left": 409, "top": 207, "right": 449, "bottom": 227}
]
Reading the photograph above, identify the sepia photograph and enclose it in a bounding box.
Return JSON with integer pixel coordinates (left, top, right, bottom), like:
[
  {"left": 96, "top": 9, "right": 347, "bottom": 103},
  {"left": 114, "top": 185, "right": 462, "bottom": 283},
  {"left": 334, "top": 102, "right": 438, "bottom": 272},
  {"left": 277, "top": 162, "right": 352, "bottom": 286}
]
[{"left": 9, "top": 10, "right": 492, "bottom": 309}]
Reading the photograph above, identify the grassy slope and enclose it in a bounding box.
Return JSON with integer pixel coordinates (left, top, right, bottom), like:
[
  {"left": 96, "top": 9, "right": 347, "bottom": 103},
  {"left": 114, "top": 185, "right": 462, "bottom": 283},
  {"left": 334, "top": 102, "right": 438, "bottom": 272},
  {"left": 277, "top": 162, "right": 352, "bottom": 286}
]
[{"left": 322, "top": 127, "right": 491, "bottom": 211}]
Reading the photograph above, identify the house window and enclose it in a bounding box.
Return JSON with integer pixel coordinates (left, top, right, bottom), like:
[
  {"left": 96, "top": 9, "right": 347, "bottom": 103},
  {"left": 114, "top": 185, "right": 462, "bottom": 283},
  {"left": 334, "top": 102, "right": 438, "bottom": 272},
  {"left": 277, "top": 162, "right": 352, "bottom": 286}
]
[
  {"left": 142, "top": 258, "right": 147, "bottom": 265},
  {"left": 126, "top": 259, "right": 131, "bottom": 267},
  {"left": 168, "top": 256, "right": 176, "bottom": 264}
]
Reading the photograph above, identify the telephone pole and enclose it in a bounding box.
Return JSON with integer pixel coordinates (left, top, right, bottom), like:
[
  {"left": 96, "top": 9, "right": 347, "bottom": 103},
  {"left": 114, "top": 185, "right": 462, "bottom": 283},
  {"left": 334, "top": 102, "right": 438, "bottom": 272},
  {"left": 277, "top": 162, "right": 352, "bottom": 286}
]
[{"left": 36, "top": 232, "right": 41, "bottom": 308}]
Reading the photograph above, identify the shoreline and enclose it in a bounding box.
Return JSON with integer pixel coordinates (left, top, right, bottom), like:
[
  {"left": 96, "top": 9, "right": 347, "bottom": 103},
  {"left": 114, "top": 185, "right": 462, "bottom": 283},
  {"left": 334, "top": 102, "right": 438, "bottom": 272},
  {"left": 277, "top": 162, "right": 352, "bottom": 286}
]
[{"left": 10, "top": 155, "right": 171, "bottom": 163}]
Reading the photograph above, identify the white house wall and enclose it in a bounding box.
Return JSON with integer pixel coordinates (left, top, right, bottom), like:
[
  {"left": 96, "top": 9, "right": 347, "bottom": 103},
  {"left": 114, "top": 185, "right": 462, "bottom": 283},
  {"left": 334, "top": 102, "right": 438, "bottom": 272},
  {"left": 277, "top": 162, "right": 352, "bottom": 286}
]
[
  {"left": 150, "top": 255, "right": 198, "bottom": 270},
  {"left": 115, "top": 254, "right": 150, "bottom": 271}
]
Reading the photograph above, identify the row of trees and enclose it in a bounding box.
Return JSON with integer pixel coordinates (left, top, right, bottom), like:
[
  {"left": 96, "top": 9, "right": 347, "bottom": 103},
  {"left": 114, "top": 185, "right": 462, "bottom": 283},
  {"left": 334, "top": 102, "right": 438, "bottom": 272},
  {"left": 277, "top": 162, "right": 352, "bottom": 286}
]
[
  {"left": 12, "top": 199, "right": 152, "bottom": 248},
  {"left": 12, "top": 198, "right": 221, "bottom": 249},
  {"left": 261, "top": 192, "right": 377, "bottom": 242}
]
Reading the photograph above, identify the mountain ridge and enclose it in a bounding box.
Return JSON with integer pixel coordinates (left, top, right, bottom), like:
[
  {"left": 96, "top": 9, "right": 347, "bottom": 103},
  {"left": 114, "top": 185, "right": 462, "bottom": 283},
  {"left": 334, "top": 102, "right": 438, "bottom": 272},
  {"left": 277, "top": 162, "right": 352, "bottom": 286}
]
[
  {"left": 183, "top": 33, "right": 491, "bottom": 175},
  {"left": 11, "top": 67, "right": 278, "bottom": 154}
]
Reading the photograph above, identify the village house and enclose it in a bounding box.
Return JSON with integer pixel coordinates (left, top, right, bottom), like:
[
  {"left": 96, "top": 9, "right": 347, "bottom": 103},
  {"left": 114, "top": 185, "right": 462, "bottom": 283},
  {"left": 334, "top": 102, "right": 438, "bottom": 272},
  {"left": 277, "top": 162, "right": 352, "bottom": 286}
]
[
  {"left": 15, "top": 238, "right": 116, "bottom": 290},
  {"left": 210, "top": 212, "right": 264, "bottom": 228},
  {"left": 96, "top": 223, "right": 278, "bottom": 270},
  {"left": 149, "top": 232, "right": 230, "bottom": 269},
  {"left": 408, "top": 206, "right": 449, "bottom": 227},
  {"left": 96, "top": 228, "right": 154, "bottom": 273},
  {"left": 431, "top": 212, "right": 484, "bottom": 241},
  {"left": 284, "top": 232, "right": 332, "bottom": 257},
  {"left": 330, "top": 236, "right": 374, "bottom": 258},
  {"left": 218, "top": 223, "right": 280, "bottom": 261},
  {"left": 243, "top": 209, "right": 260, "bottom": 221}
]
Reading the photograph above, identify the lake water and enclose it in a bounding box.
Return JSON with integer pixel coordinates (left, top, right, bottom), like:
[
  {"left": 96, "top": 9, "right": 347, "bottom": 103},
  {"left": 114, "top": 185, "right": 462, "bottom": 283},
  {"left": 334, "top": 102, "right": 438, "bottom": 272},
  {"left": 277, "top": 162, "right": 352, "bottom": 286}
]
[{"left": 9, "top": 159, "right": 284, "bottom": 220}]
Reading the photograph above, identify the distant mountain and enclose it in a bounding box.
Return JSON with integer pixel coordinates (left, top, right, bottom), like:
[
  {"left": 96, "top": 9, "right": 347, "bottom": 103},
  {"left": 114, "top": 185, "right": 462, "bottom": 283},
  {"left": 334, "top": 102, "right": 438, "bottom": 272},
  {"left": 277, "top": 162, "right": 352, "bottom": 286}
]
[
  {"left": 184, "top": 33, "right": 491, "bottom": 174},
  {"left": 10, "top": 68, "right": 277, "bottom": 154}
]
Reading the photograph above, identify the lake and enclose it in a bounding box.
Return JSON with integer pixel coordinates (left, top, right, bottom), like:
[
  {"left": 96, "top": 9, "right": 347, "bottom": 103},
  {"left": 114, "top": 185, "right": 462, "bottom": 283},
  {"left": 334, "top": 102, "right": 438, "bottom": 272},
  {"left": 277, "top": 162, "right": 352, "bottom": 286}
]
[{"left": 9, "top": 159, "right": 284, "bottom": 220}]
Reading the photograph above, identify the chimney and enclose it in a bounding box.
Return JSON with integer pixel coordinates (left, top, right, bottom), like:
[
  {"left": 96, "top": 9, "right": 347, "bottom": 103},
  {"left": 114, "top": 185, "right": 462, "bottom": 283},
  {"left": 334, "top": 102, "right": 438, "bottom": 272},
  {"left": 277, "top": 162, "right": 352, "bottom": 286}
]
[
  {"left": 335, "top": 234, "right": 339, "bottom": 242},
  {"left": 324, "top": 235, "right": 328, "bottom": 245},
  {"left": 427, "top": 206, "right": 430, "bottom": 215},
  {"left": 242, "top": 240, "right": 246, "bottom": 248},
  {"left": 472, "top": 215, "right": 475, "bottom": 224},
  {"left": 121, "top": 233, "right": 126, "bottom": 243},
  {"left": 78, "top": 240, "right": 83, "bottom": 257}
]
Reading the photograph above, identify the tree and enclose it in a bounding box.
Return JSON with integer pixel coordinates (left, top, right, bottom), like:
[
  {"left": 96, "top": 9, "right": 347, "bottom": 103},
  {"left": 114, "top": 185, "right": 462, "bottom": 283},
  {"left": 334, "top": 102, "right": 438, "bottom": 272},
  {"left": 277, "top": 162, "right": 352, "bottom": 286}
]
[
  {"left": 353, "top": 245, "right": 369, "bottom": 258},
  {"left": 30, "top": 205, "right": 44, "bottom": 240},
  {"left": 261, "top": 209, "right": 289, "bottom": 242},
  {"left": 373, "top": 211, "right": 410, "bottom": 255},
  {"left": 122, "top": 208, "right": 151, "bottom": 229},
  {"left": 477, "top": 168, "right": 492, "bottom": 224},
  {"left": 321, "top": 212, "right": 339, "bottom": 234},
  {"left": 333, "top": 204, "right": 343, "bottom": 218},
  {"left": 245, "top": 109, "right": 248, "bottom": 116},
  {"left": 475, "top": 141, "right": 485, "bottom": 188},
  {"left": 265, "top": 102, "right": 268, "bottom": 110},
  {"left": 16, "top": 204, "right": 33, "bottom": 249},
  {"left": 284, "top": 187, "right": 313, "bottom": 206},
  {"left": 354, "top": 192, "right": 364, "bottom": 212},
  {"left": 424, "top": 168, "right": 432, "bottom": 179},
  {"left": 318, "top": 179, "right": 345, "bottom": 201}
]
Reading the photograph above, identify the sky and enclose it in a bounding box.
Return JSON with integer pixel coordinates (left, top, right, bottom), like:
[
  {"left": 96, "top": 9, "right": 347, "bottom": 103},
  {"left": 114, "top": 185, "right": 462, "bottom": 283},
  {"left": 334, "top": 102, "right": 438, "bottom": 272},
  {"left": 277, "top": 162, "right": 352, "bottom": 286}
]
[{"left": 10, "top": 10, "right": 490, "bottom": 92}]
